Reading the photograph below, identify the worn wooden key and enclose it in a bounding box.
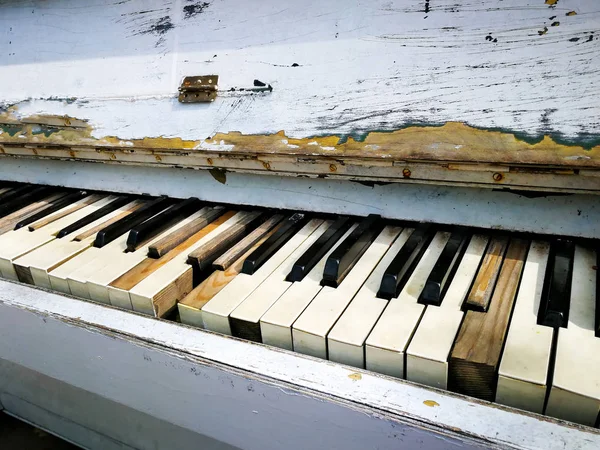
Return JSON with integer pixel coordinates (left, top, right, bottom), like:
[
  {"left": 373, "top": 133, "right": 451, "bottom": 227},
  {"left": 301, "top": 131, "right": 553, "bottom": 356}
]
[
  {"left": 148, "top": 207, "right": 225, "bottom": 258},
  {"left": 94, "top": 196, "right": 174, "bottom": 248},
  {"left": 126, "top": 197, "right": 202, "bottom": 251},
  {"left": 465, "top": 236, "right": 509, "bottom": 311},
  {"left": 187, "top": 211, "right": 264, "bottom": 271},
  {"left": 212, "top": 213, "right": 284, "bottom": 271},
  {"left": 56, "top": 196, "right": 132, "bottom": 238},
  {"left": 13, "top": 191, "right": 87, "bottom": 230},
  {"left": 448, "top": 238, "right": 529, "bottom": 401}
]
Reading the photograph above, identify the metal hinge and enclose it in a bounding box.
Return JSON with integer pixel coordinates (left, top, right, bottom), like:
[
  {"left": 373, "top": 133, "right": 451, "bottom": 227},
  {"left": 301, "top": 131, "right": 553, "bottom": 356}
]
[{"left": 178, "top": 75, "right": 219, "bottom": 103}]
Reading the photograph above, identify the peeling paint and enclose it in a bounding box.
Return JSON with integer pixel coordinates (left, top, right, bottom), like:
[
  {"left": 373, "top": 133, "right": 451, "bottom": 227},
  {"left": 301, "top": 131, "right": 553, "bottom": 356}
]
[{"left": 1, "top": 112, "right": 600, "bottom": 170}]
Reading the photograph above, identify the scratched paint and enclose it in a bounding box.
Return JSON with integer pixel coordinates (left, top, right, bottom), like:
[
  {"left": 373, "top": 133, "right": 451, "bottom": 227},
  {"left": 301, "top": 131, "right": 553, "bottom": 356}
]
[
  {"left": 1, "top": 111, "right": 600, "bottom": 169},
  {"left": 0, "top": 0, "right": 599, "bottom": 156}
]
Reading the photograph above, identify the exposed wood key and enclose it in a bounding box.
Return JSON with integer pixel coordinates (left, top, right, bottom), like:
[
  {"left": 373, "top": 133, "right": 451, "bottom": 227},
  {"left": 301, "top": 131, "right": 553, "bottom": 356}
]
[
  {"left": 187, "top": 211, "right": 264, "bottom": 271},
  {"left": 13, "top": 191, "right": 87, "bottom": 230},
  {"left": 0, "top": 186, "right": 52, "bottom": 219},
  {"left": 56, "top": 196, "right": 132, "bottom": 238},
  {"left": 147, "top": 207, "right": 224, "bottom": 258},
  {"left": 449, "top": 238, "right": 529, "bottom": 401},
  {"left": 212, "top": 213, "right": 284, "bottom": 271},
  {"left": 465, "top": 236, "right": 509, "bottom": 311},
  {"left": 94, "top": 196, "right": 174, "bottom": 248},
  {"left": 126, "top": 197, "right": 202, "bottom": 251}
]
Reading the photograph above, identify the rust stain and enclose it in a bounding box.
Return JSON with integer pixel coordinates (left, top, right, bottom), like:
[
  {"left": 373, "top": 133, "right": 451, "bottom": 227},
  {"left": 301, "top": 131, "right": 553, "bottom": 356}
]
[
  {"left": 348, "top": 373, "right": 362, "bottom": 381},
  {"left": 423, "top": 400, "right": 440, "bottom": 407},
  {"left": 566, "top": 11, "right": 577, "bottom": 16},
  {"left": 1, "top": 112, "right": 600, "bottom": 169},
  {"left": 545, "top": 0, "right": 558, "bottom": 5}
]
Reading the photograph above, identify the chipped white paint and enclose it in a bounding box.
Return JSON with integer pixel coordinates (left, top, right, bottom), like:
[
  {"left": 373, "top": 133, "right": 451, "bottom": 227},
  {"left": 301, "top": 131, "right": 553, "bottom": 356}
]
[
  {"left": 0, "top": 0, "right": 598, "bottom": 143},
  {"left": 1, "top": 279, "right": 599, "bottom": 450}
]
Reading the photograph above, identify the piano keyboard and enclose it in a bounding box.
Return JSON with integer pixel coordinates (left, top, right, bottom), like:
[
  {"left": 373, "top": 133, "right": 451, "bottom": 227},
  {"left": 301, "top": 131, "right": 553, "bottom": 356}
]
[{"left": 0, "top": 182, "right": 599, "bottom": 427}]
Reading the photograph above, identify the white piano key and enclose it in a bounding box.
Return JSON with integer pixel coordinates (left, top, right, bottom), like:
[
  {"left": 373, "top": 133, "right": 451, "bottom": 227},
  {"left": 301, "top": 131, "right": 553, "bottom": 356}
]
[
  {"left": 128, "top": 210, "right": 253, "bottom": 316},
  {"left": 292, "top": 225, "right": 403, "bottom": 360},
  {"left": 106, "top": 207, "right": 213, "bottom": 309},
  {"left": 545, "top": 245, "right": 600, "bottom": 426},
  {"left": 202, "top": 218, "right": 325, "bottom": 335},
  {"left": 260, "top": 224, "right": 358, "bottom": 351},
  {"left": 0, "top": 194, "right": 108, "bottom": 280},
  {"left": 364, "top": 231, "right": 452, "bottom": 378},
  {"left": 405, "top": 234, "right": 489, "bottom": 389},
  {"left": 67, "top": 207, "right": 213, "bottom": 302},
  {"left": 14, "top": 200, "right": 142, "bottom": 289},
  {"left": 228, "top": 220, "right": 333, "bottom": 340},
  {"left": 496, "top": 240, "right": 552, "bottom": 414},
  {"left": 327, "top": 227, "right": 412, "bottom": 368}
]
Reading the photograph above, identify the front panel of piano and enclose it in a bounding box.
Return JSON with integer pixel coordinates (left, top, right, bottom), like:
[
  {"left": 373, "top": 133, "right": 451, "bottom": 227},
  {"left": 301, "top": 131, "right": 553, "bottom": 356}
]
[{"left": 0, "top": 1, "right": 599, "bottom": 449}]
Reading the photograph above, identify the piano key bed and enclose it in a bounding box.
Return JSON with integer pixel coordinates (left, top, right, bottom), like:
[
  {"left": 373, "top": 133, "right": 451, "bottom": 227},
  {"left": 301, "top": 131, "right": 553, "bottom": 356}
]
[{"left": 1, "top": 181, "right": 599, "bottom": 429}]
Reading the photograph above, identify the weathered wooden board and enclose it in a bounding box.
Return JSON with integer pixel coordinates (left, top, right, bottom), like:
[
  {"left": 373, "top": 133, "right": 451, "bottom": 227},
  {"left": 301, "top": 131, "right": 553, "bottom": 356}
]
[
  {"left": 1, "top": 278, "right": 600, "bottom": 450},
  {"left": 0, "top": 0, "right": 599, "bottom": 183}
]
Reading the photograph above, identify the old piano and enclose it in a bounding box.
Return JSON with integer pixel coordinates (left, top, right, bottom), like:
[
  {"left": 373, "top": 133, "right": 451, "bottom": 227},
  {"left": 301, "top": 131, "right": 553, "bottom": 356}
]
[{"left": 1, "top": 0, "right": 599, "bottom": 449}]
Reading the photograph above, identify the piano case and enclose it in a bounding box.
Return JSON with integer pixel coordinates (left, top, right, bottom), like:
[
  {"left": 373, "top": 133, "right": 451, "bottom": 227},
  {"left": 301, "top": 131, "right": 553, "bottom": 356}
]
[{"left": 0, "top": 1, "right": 599, "bottom": 448}]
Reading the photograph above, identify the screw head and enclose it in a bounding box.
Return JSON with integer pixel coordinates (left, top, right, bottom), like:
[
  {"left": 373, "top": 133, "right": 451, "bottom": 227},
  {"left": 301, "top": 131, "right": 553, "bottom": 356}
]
[
  {"left": 493, "top": 172, "right": 504, "bottom": 181},
  {"left": 329, "top": 164, "right": 337, "bottom": 172},
  {"left": 262, "top": 161, "right": 271, "bottom": 170},
  {"left": 402, "top": 168, "right": 411, "bottom": 178}
]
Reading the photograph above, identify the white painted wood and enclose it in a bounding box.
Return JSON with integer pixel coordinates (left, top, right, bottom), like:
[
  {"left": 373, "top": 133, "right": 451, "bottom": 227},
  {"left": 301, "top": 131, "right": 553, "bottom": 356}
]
[
  {"left": 0, "top": 194, "right": 107, "bottom": 280},
  {"left": 496, "top": 241, "right": 552, "bottom": 414},
  {"left": 260, "top": 224, "right": 357, "bottom": 351},
  {"left": 364, "top": 231, "right": 452, "bottom": 378},
  {"left": 405, "top": 235, "right": 489, "bottom": 389},
  {"left": 1, "top": 279, "right": 599, "bottom": 450},
  {"left": 0, "top": 361, "right": 238, "bottom": 450},
  {"left": 546, "top": 245, "right": 600, "bottom": 426},
  {"left": 228, "top": 220, "right": 332, "bottom": 329},
  {"left": 1, "top": 159, "right": 599, "bottom": 240},
  {"left": 202, "top": 219, "right": 324, "bottom": 334},
  {"left": 1, "top": 0, "right": 599, "bottom": 146},
  {"left": 293, "top": 226, "right": 403, "bottom": 359},
  {"left": 129, "top": 210, "right": 253, "bottom": 315},
  {"left": 327, "top": 227, "right": 412, "bottom": 368},
  {"left": 15, "top": 199, "right": 141, "bottom": 289},
  {"left": 107, "top": 206, "right": 212, "bottom": 308}
]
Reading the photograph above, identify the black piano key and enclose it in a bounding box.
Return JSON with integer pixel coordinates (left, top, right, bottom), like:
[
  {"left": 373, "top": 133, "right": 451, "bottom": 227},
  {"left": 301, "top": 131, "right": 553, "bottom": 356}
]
[
  {"left": 242, "top": 212, "right": 307, "bottom": 275},
  {"left": 378, "top": 225, "right": 434, "bottom": 300},
  {"left": 0, "top": 186, "right": 53, "bottom": 218},
  {"left": 419, "top": 230, "right": 469, "bottom": 306},
  {"left": 94, "top": 196, "right": 175, "bottom": 248},
  {"left": 56, "top": 196, "right": 132, "bottom": 238},
  {"left": 286, "top": 215, "right": 352, "bottom": 282},
  {"left": 539, "top": 239, "right": 574, "bottom": 328},
  {"left": 13, "top": 190, "right": 86, "bottom": 230},
  {"left": 322, "top": 214, "right": 383, "bottom": 288},
  {"left": 0, "top": 185, "right": 36, "bottom": 205},
  {"left": 126, "top": 197, "right": 202, "bottom": 251}
]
